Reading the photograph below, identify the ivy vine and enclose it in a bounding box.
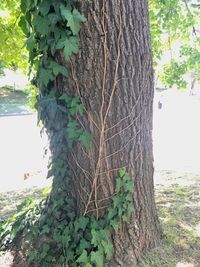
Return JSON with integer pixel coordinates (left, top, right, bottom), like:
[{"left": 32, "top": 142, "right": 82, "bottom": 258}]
[{"left": 0, "top": 169, "right": 134, "bottom": 267}]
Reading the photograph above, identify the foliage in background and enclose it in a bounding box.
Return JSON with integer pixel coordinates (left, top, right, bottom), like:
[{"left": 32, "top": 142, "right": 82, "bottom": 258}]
[
  {"left": 0, "top": 0, "right": 28, "bottom": 72},
  {"left": 149, "top": 0, "right": 200, "bottom": 89},
  {"left": 0, "top": 60, "right": 5, "bottom": 76},
  {"left": 21, "top": 84, "right": 39, "bottom": 110},
  {"left": 0, "top": 0, "right": 199, "bottom": 92}
]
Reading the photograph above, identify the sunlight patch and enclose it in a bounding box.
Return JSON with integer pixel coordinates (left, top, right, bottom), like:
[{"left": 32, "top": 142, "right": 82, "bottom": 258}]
[{"left": 176, "top": 262, "right": 194, "bottom": 267}]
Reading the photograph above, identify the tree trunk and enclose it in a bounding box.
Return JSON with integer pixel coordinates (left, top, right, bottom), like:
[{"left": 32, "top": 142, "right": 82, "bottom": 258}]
[{"left": 47, "top": 0, "right": 161, "bottom": 266}]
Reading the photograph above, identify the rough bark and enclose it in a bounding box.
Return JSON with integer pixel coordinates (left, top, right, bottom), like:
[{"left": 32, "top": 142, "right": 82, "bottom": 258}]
[{"left": 48, "top": 0, "right": 161, "bottom": 266}]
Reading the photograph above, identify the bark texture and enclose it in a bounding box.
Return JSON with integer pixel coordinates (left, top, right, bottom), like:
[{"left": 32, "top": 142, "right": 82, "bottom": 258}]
[{"left": 49, "top": 0, "right": 161, "bottom": 266}]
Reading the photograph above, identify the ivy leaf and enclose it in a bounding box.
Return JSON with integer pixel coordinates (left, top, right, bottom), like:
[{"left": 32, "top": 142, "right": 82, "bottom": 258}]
[
  {"left": 107, "top": 208, "right": 117, "bottom": 221},
  {"left": 78, "top": 238, "right": 91, "bottom": 251},
  {"left": 25, "top": 34, "right": 35, "bottom": 51},
  {"left": 78, "top": 132, "right": 92, "bottom": 149},
  {"left": 59, "top": 93, "right": 71, "bottom": 104},
  {"left": 20, "top": 0, "right": 31, "bottom": 14},
  {"left": 41, "top": 224, "right": 50, "bottom": 234},
  {"left": 60, "top": 5, "right": 86, "bottom": 35},
  {"left": 76, "top": 249, "right": 88, "bottom": 264},
  {"left": 49, "top": 60, "right": 68, "bottom": 76},
  {"left": 119, "top": 168, "right": 126, "bottom": 178},
  {"left": 101, "top": 240, "right": 113, "bottom": 260},
  {"left": 90, "top": 250, "right": 104, "bottom": 267},
  {"left": 33, "top": 15, "right": 50, "bottom": 36},
  {"left": 28, "top": 250, "right": 38, "bottom": 262},
  {"left": 116, "top": 178, "right": 123, "bottom": 193},
  {"left": 56, "top": 35, "right": 79, "bottom": 60},
  {"left": 39, "top": 67, "right": 54, "bottom": 86},
  {"left": 19, "top": 16, "right": 30, "bottom": 36},
  {"left": 39, "top": 1, "right": 51, "bottom": 16},
  {"left": 110, "top": 219, "right": 119, "bottom": 231},
  {"left": 48, "top": 13, "right": 60, "bottom": 26},
  {"left": 91, "top": 229, "right": 100, "bottom": 247},
  {"left": 74, "top": 216, "right": 89, "bottom": 232},
  {"left": 69, "top": 96, "right": 84, "bottom": 115}
]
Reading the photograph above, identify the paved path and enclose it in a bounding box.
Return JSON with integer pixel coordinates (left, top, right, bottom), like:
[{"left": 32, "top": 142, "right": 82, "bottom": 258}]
[
  {"left": 0, "top": 90, "right": 200, "bottom": 192},
  {"left": 0, "top": 113, "right": 51, "bottom": 192},
  {"left": 153, "top": 92, "right": 200, "bottom": 172}
]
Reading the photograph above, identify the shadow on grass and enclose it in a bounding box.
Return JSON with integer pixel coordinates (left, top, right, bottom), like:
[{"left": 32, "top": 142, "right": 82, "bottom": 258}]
[
  {"left": 0, "top": 188, "right": 44, "bottom": 267},
  {"left": 140, "top": 179, "right": 200, "bottom": 267}
]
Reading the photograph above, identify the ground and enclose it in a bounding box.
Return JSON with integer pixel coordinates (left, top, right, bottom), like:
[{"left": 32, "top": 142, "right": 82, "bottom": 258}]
[
  {"left": 0, "top": 170, "right": 199, "bottom": 267},
  {"left": 140, "top": 171, "right": 200, "bottom": 267},
  {"left": 0, "top": 88, "right": 200, "bottom": 266}
]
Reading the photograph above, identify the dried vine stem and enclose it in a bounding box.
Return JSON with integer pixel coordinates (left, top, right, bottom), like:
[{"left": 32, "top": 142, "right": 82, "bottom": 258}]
[{"left": 83, "top": 5, "right": 123, "bottom": 217}]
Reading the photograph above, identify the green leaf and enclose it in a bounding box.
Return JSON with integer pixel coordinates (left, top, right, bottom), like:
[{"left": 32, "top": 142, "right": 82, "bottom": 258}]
[
  {"left": 101, "top": 240, "right": 113, "bottom": 260},
  {"left": 66, "top": 120, "right": 79, "bottom": 141},
  {"left": 116, "top": 178, "right": 123, "bottom": 193},
  {"left": 39, "top": 1, "right": 51, "bottom": 16},
  {"left": 41, "top": 224, "right": 50, "bottom": 234},
  {"left": 78, "top": 132, "right": 92, "bottom": 149},
  {"left": 78, "top": 238, "right": 91, "bottom": 251},
  {"left": 91, "top": 229, "right": 97, "bottom": 246},
  {"left": 42, "top": 244, "right": 50, "bottom": 252},
  {"left": 20, "top": 0, "right": 28, "bottom": 14},
  {"left": 59, "top": 255, "right": 65, "bottom": 264},
  {"left": 74, "top": 216, "right": 89, "bottom": 232},
  {"left": 110, "top": 219, "right": 119, "bottom": 231},
  {"left": 107, "top": 208, "right": 117, "bottom": 221},
  {"left": 48, "top": 13, "right": 60, "bottom": 26},
  {"left": 25, "top": 34, "right": 35, "bottom": 51},
  {"left": 90, "top": 250, "right": 104, "bottom": 267},
  {"left": 33, "top": 15, "right": 50, "bottom": 36},
  {"left": 56, "top": 35, "right": 79, "bottom": 59},
  {"left": 39, "top": 67, "right": 54, "bottom": 86},
  {"left": 69, "top": 96, "right": 84, "bottom": 115},
  {"left": 76, "top": 249, "right": 88, "bottom": 264},
  {"left": 119, "top": 168, "right": 126, "bottom": 178},
  {"left": 42, "top": 186, "right": 51, "bottom": 196},
  {"left": 59, "top": 93, "right": 71, "bottom": 104},
  {"left": 49, "top": 60, "right": 68, "bottom": 76},
  {"left": 19, "top": 16, "right": 30, "bottom": 36},
  {"left": 60, "top": 6, "right": 86, "bottom": 35},
  {"left": 28, "top": 250, "right": 38, "bottom": 262}
]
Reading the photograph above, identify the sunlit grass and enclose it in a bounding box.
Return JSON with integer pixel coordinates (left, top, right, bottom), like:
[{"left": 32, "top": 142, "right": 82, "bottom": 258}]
[{"left": 140, "top": 171, "right": 200, "bottom": 267}]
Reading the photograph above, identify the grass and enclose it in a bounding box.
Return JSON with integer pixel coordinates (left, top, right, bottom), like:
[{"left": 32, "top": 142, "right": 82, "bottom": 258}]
[
  {"left": 0, "top": 170, "right": 199, "bottom": 266},
  {"left": 140, "top": 171, "right": 200, "bottom": 267},
  {"left": 0, "top": 188, "right": 44, "bottom": 222}
]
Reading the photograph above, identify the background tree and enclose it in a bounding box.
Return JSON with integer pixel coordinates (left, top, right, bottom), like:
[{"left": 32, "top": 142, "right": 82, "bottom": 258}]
[
  {"left": 149, "top": 0, "right": 200, "bottom": 90},
  {"left": 0, "top": 0, "right": 28, "bottom": 71}
]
